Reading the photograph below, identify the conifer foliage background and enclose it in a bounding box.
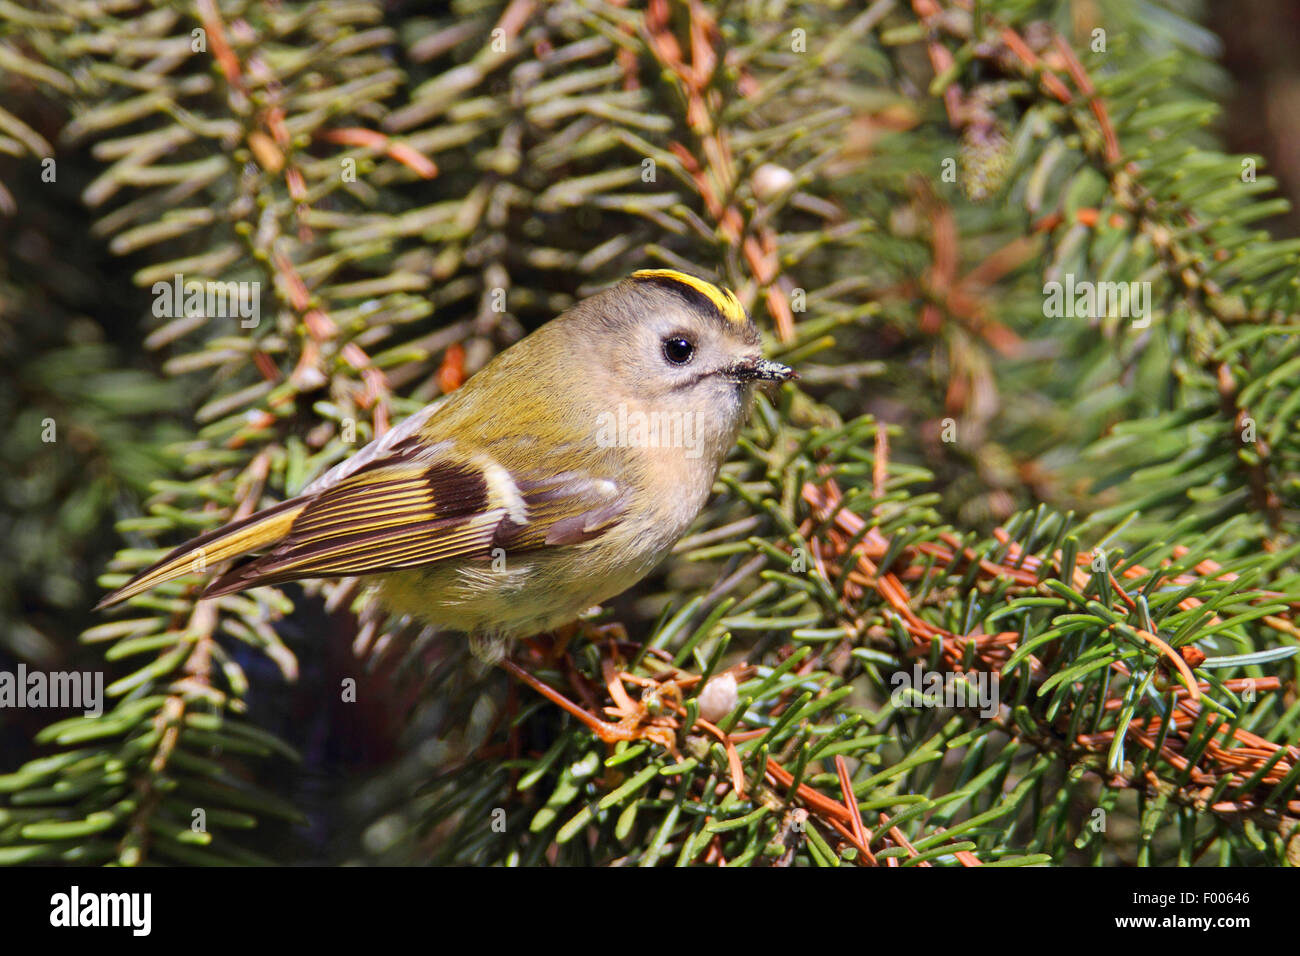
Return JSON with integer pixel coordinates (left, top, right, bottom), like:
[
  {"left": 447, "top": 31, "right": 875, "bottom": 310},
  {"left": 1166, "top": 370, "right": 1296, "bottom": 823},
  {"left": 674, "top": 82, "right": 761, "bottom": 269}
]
[{"left": 2, "top": 0, "right": 1300, "bottom": 866}]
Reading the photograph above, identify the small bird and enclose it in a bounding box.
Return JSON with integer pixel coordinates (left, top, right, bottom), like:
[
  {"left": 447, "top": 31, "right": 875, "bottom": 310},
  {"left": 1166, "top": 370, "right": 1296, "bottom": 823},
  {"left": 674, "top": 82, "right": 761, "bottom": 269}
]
[{"left": 97, "top": 269, "right": 794, "bottom": 649}]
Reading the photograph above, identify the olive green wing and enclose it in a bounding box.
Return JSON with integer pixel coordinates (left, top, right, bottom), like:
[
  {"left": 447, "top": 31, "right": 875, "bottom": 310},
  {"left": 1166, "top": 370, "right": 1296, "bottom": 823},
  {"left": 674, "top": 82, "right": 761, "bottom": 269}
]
[{"left": 201, "top": 454, "right": 627, "bottom": 598}]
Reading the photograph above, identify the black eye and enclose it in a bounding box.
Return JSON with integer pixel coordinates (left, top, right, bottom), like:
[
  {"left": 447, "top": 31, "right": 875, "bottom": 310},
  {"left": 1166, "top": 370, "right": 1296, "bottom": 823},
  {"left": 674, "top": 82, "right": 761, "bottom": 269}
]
[{"left": 662, "top": 336, "right": 695, "bottom": 365}]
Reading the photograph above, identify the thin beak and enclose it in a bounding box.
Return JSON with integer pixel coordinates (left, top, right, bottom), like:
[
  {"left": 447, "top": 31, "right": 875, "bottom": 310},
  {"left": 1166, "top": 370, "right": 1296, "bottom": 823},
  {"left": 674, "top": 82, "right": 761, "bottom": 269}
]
[{"left": 728, "top": 357, "right": 796, "bottom": 383}]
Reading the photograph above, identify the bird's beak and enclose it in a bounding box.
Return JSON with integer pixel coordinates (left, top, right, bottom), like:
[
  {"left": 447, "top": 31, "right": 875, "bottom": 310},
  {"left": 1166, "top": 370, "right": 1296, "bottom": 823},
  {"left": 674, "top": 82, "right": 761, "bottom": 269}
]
[{"left": 728, "top": 357, "right": 797, "bottom": 383}]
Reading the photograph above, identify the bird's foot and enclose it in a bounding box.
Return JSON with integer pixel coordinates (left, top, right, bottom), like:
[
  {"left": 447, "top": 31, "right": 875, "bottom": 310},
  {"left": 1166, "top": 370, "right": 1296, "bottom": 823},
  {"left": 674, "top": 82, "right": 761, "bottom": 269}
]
[{"left": 501, "top": 659, "right": 645, "bottom": 744}]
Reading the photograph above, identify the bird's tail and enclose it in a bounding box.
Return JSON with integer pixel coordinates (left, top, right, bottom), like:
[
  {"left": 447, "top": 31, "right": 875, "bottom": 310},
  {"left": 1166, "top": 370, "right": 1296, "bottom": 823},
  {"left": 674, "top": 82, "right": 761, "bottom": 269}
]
[{"left": 95, "top": 499, "right": 306, "bottom": 609}]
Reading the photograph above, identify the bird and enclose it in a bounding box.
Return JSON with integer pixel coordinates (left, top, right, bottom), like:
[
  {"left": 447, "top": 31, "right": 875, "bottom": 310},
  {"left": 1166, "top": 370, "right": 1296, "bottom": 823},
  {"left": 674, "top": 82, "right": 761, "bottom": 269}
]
[{"left": 96, "top": 269, "right": 794, "bottom": 657}]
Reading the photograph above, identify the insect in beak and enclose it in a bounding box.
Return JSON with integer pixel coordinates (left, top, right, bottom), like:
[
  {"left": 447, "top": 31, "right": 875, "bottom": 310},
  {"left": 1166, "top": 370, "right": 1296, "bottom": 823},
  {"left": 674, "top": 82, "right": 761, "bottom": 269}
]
[{"left": 726, "top": 358, "right": 796, "bottom": 383}]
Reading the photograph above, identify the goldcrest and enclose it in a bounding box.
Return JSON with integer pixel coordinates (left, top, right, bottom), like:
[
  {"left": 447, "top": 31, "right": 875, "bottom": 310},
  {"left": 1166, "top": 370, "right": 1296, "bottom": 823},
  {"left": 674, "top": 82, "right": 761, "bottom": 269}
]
[{"left": 97, "top": 270, "right": 795, "bottom": 642}]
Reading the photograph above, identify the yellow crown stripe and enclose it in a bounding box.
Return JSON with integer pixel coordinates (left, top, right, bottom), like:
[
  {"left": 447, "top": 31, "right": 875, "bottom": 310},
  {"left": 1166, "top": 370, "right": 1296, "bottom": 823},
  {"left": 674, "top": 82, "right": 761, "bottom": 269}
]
[{"left": 631, "top": 269, "right": 747, "bottom": 326}]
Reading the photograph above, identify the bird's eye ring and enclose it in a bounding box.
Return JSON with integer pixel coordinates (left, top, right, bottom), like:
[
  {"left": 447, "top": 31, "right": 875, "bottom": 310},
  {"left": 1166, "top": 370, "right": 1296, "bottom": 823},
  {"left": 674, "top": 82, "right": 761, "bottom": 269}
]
[{"left": 662, "top": 336, "right": 695, "bottom": 365}]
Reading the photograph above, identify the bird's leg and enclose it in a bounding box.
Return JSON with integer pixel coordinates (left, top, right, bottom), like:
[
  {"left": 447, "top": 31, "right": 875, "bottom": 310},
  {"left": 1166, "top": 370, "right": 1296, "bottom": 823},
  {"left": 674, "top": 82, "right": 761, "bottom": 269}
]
[
  {"left": 503, "top": 620, "right": 681, "bottom": 749},
  {"left": 500, "top": 659, "right": 639, "bottom": 743}
]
